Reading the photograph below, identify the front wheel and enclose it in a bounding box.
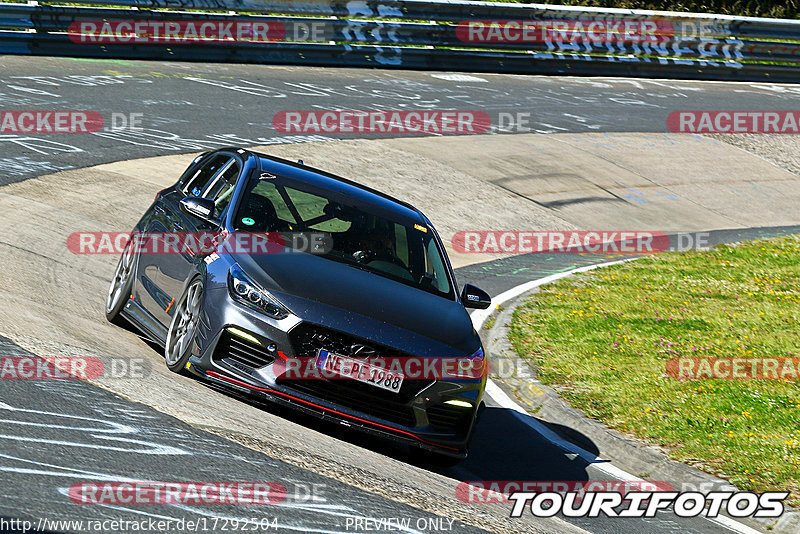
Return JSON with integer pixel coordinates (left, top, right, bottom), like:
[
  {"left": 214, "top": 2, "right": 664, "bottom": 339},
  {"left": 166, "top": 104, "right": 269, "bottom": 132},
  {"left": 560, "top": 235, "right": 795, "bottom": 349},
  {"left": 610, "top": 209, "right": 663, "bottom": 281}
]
[
  {"left": 165, "top": 278, "right": 203, "bottom": 373},
  {"left": 106, "top": 239, "right": 135, "bottom": 325}
]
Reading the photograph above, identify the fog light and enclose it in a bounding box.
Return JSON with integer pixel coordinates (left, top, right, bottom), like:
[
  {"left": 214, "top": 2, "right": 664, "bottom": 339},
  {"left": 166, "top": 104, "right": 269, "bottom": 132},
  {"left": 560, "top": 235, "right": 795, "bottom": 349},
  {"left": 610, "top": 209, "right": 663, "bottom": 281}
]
[
  {"left": 227, "top": 327, "right": 261, "bottom": 346},
  {"left": 443, "top": 399, "right": 473, "bottom": 408}
]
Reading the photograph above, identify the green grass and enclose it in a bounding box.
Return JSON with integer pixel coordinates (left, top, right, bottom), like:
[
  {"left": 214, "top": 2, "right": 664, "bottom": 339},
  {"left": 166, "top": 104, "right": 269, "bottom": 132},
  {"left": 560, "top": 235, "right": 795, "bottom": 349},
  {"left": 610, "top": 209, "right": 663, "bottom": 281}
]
[{"left": 509, "top": 235, "right": 800, "bottom": 506}]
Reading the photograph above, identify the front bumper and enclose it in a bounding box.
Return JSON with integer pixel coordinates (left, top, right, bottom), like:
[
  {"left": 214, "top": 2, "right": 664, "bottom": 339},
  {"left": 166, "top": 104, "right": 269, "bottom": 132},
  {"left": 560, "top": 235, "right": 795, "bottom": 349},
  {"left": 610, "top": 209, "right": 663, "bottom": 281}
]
[{"left": 188, "top": 287, "right": 485, "bottom": 458}]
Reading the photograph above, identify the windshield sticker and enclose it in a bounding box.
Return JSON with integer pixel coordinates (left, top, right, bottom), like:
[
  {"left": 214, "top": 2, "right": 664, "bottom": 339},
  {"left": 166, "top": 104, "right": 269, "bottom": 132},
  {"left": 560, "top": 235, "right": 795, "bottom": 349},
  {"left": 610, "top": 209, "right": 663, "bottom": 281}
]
[
  {"left": 241, "top": 217, "right": 255, "bottom": 226},
  {"left": 414, "top": 224, "right": 428, "bottom": 233}
]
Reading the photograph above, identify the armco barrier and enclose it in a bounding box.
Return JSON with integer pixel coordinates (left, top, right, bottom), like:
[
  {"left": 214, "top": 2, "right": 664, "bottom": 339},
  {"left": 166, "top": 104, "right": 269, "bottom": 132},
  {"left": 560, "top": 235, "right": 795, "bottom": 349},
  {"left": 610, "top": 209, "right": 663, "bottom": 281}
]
[{"left": 1, "top": 0, "right": 800, "bottom": 81}]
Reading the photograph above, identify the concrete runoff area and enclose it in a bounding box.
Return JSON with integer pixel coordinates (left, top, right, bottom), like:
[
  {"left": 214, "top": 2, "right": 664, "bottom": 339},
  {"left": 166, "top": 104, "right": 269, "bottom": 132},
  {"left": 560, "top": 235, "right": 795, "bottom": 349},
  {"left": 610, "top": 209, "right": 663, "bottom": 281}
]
[{"left": 0, "top": 131, "right": 798, "bottom": 532}]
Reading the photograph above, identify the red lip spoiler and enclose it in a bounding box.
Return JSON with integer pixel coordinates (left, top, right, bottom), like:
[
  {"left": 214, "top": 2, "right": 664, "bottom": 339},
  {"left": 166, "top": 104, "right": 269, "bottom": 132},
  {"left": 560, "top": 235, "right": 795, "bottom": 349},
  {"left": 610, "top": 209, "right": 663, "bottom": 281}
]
[{"left": 205, "top": 370, "right": 458, "bottom": 452}]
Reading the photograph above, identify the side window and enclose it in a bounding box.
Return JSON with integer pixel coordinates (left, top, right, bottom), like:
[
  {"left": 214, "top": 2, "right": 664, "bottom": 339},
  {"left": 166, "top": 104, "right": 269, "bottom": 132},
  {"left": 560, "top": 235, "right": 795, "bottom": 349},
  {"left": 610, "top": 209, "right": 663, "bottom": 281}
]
[
  {"left": 208, "top": 161, "right": 241, "bottom": 218},
  {"left": 176, "top": 152, "right": 209, "bottom": 186},
  {"left": 181, "top": 155, "right": 230, "bottom": 197}
]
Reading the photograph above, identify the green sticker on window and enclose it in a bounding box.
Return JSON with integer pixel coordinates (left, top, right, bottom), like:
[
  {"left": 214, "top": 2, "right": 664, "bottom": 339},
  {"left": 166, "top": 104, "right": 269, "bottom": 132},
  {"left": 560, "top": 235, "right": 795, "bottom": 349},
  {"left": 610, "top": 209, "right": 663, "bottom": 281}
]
[{"left": 241, "top": 217, "right": 255, "bottom": 226}]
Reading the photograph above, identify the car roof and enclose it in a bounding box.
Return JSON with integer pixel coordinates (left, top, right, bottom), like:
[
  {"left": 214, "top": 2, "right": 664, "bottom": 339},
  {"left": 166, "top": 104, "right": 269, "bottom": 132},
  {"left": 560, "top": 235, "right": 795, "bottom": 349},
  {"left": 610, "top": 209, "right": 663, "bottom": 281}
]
[{"left": 240, "top": 150, "right": 426, "bottom": 224}]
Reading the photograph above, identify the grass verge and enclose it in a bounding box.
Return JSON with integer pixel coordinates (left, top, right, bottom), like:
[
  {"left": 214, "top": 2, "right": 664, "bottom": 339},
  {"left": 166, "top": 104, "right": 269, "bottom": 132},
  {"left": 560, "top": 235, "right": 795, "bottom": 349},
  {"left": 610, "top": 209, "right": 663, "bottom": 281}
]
[{"left": 509, "top": 235, "right": 800, "bottom": 506}]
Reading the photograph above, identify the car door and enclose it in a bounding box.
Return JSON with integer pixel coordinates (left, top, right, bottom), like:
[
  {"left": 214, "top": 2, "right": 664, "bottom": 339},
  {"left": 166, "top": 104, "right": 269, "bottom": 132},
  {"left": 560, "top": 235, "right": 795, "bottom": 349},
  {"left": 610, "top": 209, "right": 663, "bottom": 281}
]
[{"left": 135, "top": 153, "right": 239, "bottom": 327}]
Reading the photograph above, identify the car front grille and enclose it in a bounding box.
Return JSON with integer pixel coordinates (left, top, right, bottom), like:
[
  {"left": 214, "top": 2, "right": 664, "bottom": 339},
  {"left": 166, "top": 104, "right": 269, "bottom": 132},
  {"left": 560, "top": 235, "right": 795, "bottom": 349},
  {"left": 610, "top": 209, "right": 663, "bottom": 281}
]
[
  {"left": 278, "top": 322, "right": 434, "bottom": 427},
  {"left": 277, "top": 379, "right": 416, "bottom": 427},
  {"left": 427, "top": 404, "right": 472, "bottom": 431},
  {"left": 212, "top": 330, "right": 275, "bottom": 370}
]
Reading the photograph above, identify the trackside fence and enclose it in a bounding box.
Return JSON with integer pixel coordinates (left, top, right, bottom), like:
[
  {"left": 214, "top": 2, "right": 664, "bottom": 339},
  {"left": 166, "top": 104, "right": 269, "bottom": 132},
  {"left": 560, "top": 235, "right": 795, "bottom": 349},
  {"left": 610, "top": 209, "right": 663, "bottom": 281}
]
[{"left": 1, "top": 0, "right": 800, "bottom": 81}]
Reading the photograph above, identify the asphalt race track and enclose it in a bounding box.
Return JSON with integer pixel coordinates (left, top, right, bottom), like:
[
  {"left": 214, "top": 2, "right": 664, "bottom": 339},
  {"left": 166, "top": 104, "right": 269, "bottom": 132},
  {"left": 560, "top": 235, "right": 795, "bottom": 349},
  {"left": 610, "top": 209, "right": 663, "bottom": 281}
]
[
  {"left": 0, "top": 335, "right": 485, "bottom": 534},
  {"left": 3, "top": 55, "right": 800, "bottom": 183},
  {"left": 0, "top": 55, "right": 798, "bottom": 534}
]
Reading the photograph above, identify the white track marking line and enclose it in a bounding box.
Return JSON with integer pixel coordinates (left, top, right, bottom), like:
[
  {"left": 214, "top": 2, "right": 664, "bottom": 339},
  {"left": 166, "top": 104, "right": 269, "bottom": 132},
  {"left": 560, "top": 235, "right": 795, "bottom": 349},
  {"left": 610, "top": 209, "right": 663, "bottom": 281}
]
[
  {"left": 470, "top": 259, "right": 631, "bottom": 331},
  {"left": 430, "top": 73, "right": 488, "bottom": 82},
  {"left": 475, "top": 259, "right": 763, "bottom": 533},
  {"left": 706, "top": 515, "right": 765, "bottom": 534}
]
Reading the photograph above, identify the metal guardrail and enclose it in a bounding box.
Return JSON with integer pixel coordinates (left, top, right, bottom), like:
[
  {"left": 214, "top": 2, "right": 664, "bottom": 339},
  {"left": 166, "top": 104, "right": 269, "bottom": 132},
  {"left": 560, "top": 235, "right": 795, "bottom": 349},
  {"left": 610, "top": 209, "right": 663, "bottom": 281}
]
[{"left": 1, "top": 0, "right": 800, "bottom": 81}]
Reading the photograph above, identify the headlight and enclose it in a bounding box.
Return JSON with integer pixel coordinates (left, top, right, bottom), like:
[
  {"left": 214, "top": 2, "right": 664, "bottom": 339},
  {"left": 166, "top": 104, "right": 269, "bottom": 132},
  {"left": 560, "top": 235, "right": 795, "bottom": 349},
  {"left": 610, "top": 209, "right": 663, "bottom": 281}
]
[
  {"left": 228, "top": 264, "right": 290, "bottom": 320},
  {"left": 456, "top": 347, "right": 486, "bottom": 378}
]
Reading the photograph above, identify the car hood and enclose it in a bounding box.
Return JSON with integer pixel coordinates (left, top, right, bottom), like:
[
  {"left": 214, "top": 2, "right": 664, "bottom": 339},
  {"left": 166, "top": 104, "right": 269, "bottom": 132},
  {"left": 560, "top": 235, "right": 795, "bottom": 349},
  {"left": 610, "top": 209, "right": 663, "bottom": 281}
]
[{"left": 233, "top": 252, "right": 478, "bottom": 356}]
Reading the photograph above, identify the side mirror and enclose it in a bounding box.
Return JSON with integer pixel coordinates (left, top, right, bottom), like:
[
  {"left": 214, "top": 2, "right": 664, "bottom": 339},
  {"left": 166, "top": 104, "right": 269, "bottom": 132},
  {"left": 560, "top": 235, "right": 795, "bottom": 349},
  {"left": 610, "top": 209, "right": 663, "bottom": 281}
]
[
  {"left": 461, "top": 283, "right": 491, "bottom": 309},
  {"left": 180, "top": 197, "right": 220, "bottom": 226}
]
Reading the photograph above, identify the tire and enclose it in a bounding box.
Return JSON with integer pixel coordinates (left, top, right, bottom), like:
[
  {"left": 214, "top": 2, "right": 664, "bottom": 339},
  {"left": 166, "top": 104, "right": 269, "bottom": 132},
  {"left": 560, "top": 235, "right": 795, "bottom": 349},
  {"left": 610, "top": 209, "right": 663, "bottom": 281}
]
[
  {"left": 105, "top": 239, "right": 135, "bottom": 325},
  {"left": 164, "top": 278, "right": 204, "bottom": 374}
]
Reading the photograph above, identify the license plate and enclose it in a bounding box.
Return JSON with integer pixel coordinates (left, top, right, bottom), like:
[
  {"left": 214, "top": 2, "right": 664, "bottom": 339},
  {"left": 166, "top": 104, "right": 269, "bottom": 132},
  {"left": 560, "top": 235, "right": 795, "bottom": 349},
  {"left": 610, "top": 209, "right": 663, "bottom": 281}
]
[{"left": 316, "top": 349, "right": 404, "bottom": 393}]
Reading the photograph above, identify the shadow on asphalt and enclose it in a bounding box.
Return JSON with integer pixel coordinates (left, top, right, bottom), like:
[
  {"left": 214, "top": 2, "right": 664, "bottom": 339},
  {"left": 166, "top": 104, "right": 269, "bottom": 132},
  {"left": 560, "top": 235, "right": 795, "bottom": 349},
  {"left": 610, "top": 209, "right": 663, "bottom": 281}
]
[
  {"left": 456, "top": 407, "right": 593, "bottom": 482},
  {"left": 191, "top": 367, "right": 595, "bottom": 486},
  {"left": 134, "top": 329, "right": 598, "bottom": 481}
]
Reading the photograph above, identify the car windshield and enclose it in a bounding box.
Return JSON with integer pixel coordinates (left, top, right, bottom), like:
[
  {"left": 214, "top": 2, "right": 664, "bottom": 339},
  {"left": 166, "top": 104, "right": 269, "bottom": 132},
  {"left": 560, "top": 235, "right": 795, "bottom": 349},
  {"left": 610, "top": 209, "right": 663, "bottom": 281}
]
[{"left": 233, "top": 170, "right": 454, "bottom": 299}]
